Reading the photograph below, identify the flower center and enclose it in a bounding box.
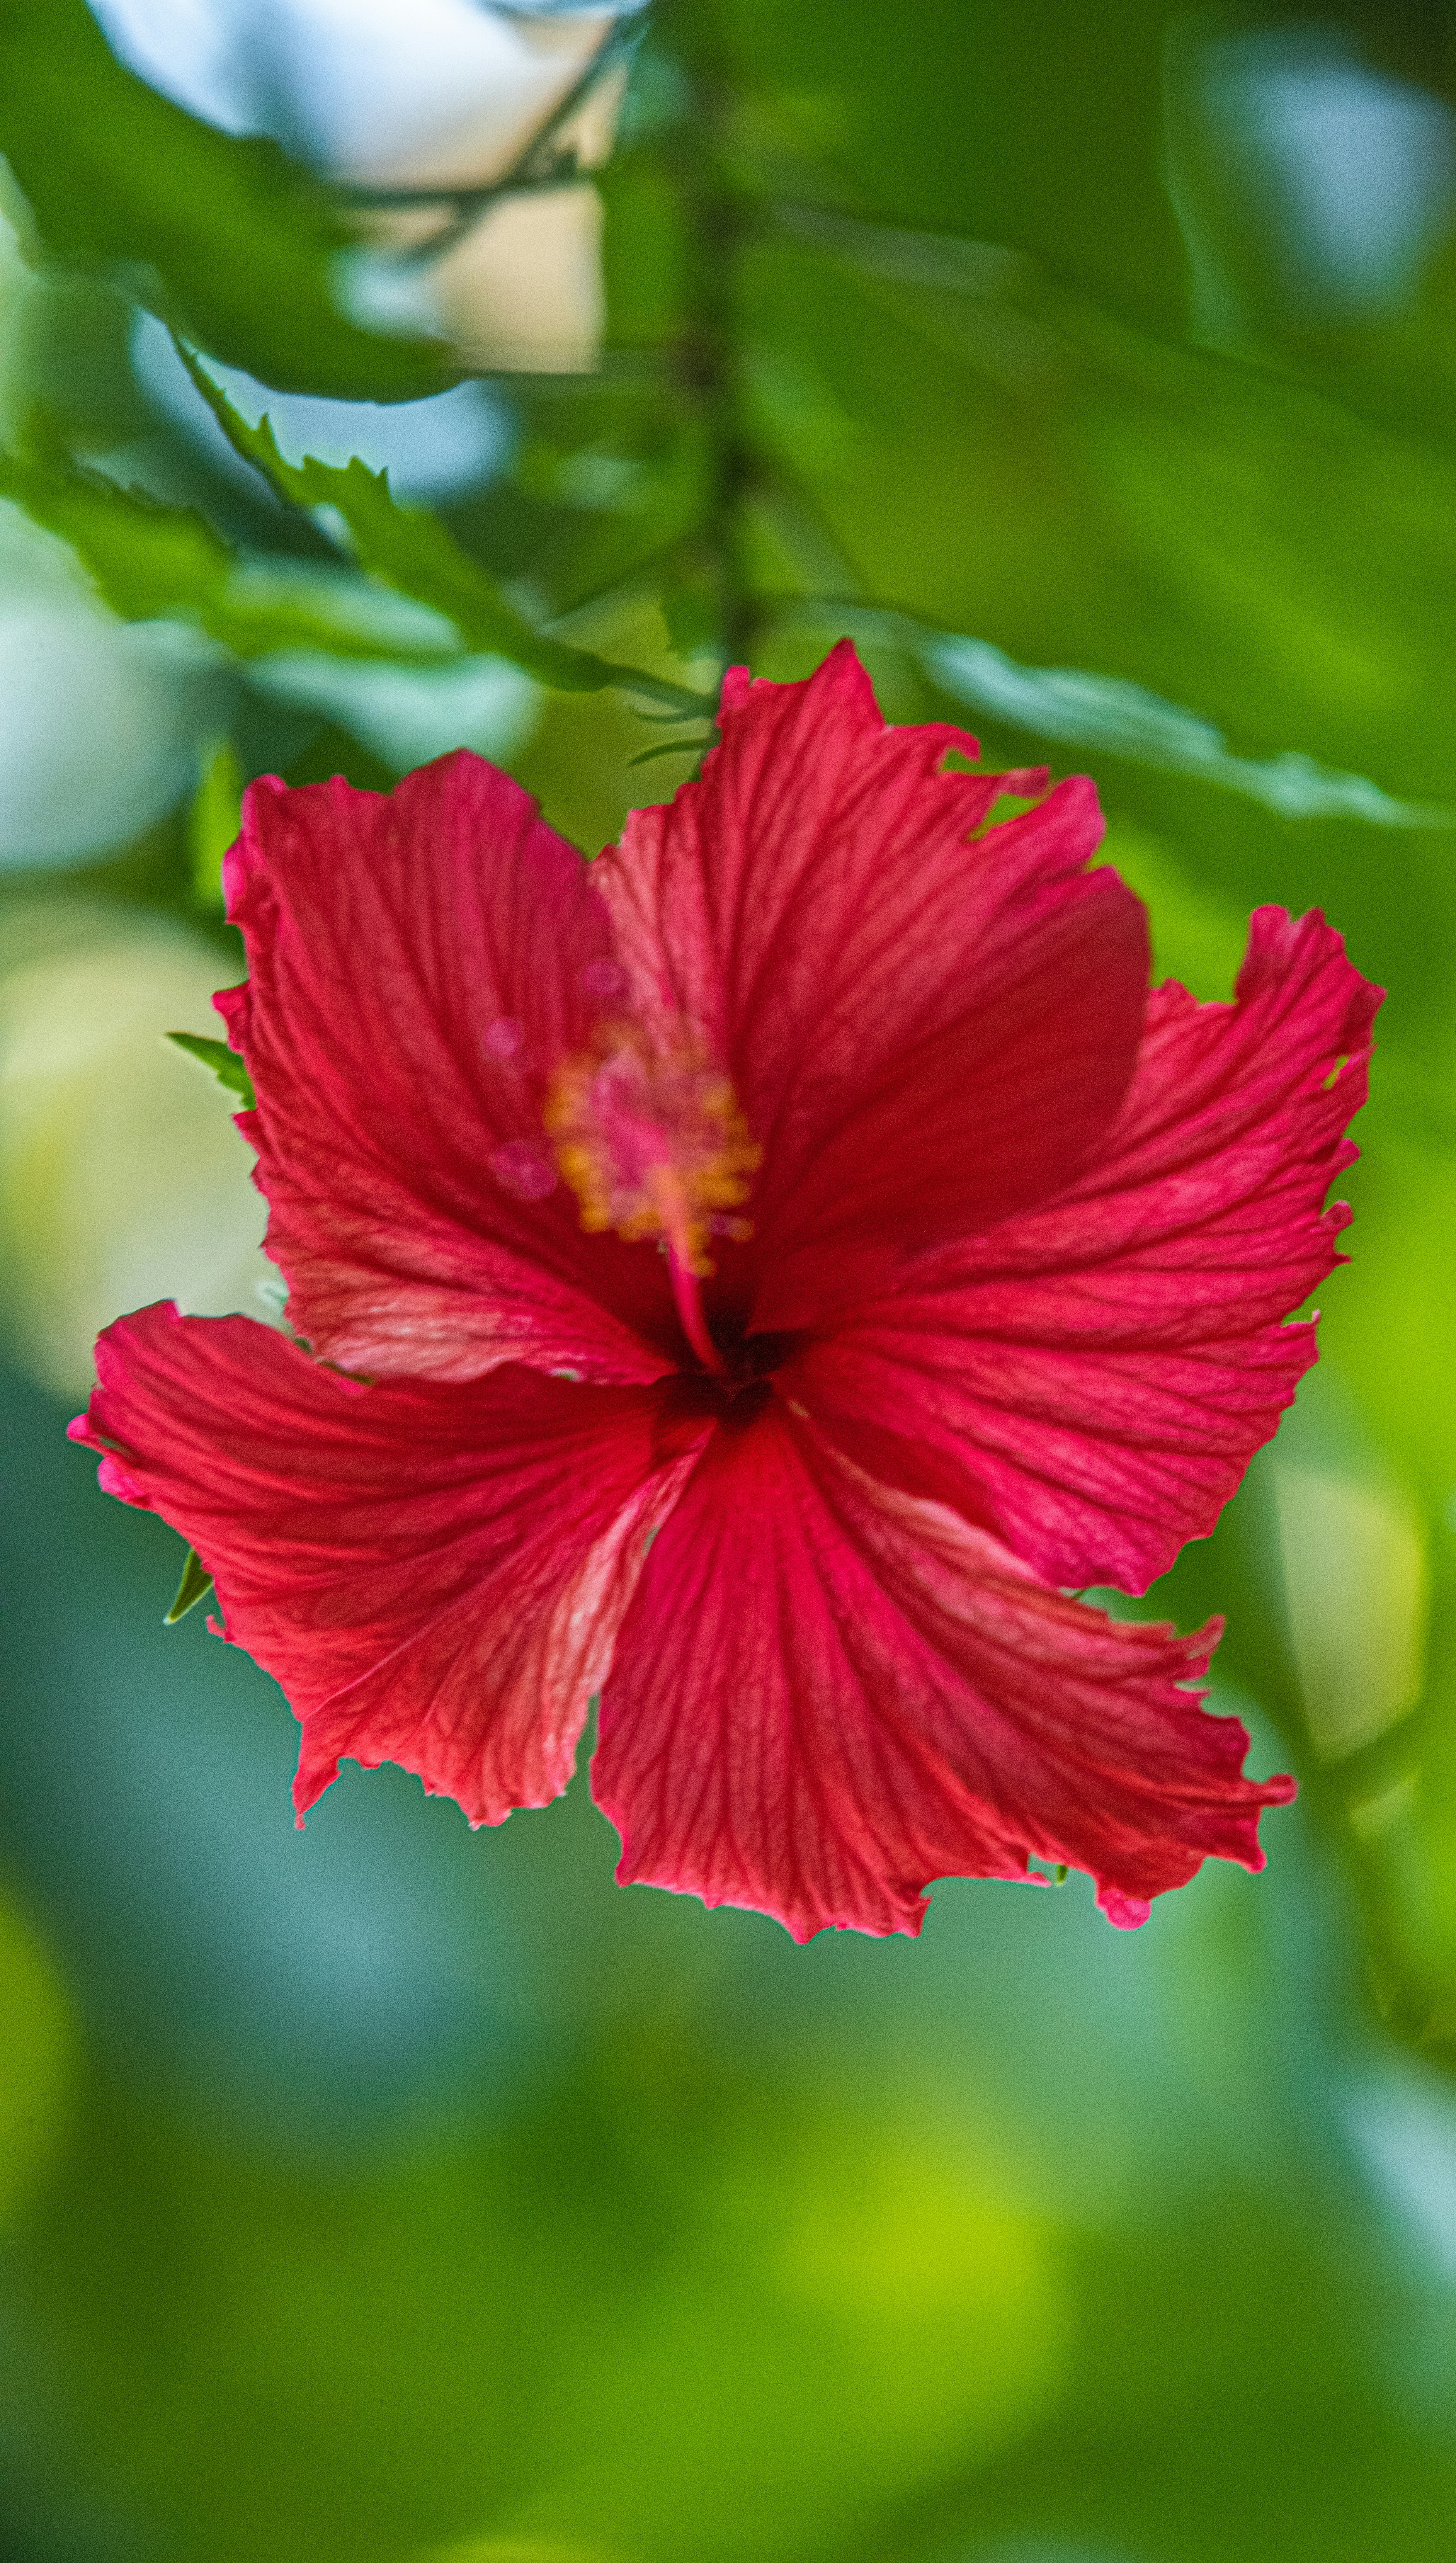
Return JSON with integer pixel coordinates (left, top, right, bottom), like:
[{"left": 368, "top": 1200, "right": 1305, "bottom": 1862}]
[{"left": 545, "top": 1023, "right": 759, "bottom": 1374}]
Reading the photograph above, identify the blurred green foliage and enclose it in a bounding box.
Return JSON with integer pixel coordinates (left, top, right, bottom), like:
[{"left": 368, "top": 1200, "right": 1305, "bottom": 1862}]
[{"left": 3, "top": 1, "right": 1456, "bottom": 2558}]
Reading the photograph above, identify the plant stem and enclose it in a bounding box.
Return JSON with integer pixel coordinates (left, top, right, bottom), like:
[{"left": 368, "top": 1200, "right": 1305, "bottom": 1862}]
[{"left": 658, "top": 7, "right": 761, "bottom": 675}]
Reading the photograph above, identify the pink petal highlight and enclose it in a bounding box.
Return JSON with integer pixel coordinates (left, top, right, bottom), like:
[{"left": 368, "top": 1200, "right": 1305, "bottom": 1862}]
[
  {"left": 790, "top": 906, "right": 1381, "bottom": 1592},
  {"left": 594, "top": 1405, "right": 1290, "bottom": 1942},
  {"left": 73, "top": 1304, "right": 708, "bottom": 1825}
]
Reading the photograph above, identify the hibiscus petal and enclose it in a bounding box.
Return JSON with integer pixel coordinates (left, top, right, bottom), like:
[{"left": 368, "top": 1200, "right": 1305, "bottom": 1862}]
[
  {"left": 592, "top": 641, "right": 1150, "bottom": 1323},
  {"left": 791, "top": 906, "right": 1381, "bottom": 1592},
  {"left": 71, "top": 1304, "right": 706, "bottom": 1824},
  {"left": 593, "top": 1407, "right": 1289, "bottom": 1942},
  {"left": 221, "top": 751, "right": 674, "bottom": 1384}
]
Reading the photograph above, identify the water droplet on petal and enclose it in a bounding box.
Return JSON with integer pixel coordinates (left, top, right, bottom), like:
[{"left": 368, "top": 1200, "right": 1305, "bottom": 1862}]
[
  {"left": 484, "top": 1015, "right": 524, "bottom": 1060},
  {"left": 582, "top": 956, "right": 627, "bottom": 1002},
  {"left": 490, "top": 1139, "right": 557, "bottom": 1200}
]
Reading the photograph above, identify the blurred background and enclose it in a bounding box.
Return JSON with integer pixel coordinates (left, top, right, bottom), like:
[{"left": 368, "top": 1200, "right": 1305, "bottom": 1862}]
[{"left": 1, "top": 2, "right": 1456, "bottom": 2557}]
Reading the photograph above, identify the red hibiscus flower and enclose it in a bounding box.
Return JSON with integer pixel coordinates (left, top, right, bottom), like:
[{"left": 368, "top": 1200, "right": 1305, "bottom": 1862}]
[{"left": 72, "top": 644, "right": 1379, "bottom": 1939}]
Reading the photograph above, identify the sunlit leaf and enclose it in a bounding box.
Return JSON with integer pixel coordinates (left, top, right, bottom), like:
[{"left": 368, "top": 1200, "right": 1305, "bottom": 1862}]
[
  {"left": 0, "top": 452, "right": 462, "bottom": 664},
  {"left": 921, "top": 626, "right": 1453, "bottom": 825},
  {"left": 178, "top": 346, "right": 714, "bottom": 715},
  {"left": 770, "top": 597, "right": 1452, "bottom": 826},
  {"left": 166, "top": 1031, "right": 255, "bottom": 1110},
  {"left": 626, "top": 733, "right": 713, "bottom": 766},
  {"left": 187, "top": 740, "right": 242, "bottom": 912},
  {"left": 163, "top": 1546, "right": 215, "bottom": 1626}
]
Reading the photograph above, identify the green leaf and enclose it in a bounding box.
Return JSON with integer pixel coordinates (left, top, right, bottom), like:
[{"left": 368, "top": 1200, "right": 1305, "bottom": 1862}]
[
  {"left": 0, "top": 0, "right": 454, "bottom": 400},
  {"left": 0, "top": 451, "right": 463, "bottom": 664},
  {"left": 769, "top": 599, "right": 1453, "bottom": 828},
  {"left": 921, "top": 627, "right": 1455, "bottom": 827},
  {"left": 164, "top": 1547, "right": 215, "bottom": 1626},
  {"left": 188, "top": 740, "right": 243, "bottom": 911},
  {"left": 627, "top": 734, "right": 714, "bottom": 766},
  {"left": 167, "top": 1032, "right": 255, "bottom": 1111},
  {"left": 177, "top": 346, "right": 714, "bottom": 714}
]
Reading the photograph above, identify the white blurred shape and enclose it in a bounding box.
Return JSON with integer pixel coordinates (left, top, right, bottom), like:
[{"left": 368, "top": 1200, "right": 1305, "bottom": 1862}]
[
  {"left": 87, "top": 0, "right": 247, "bottom": 130},
  {"left": 1271, "top": 1460, "right": 1429, "bottom": 1758},
  {"left": 1165, "top": 23, "right": 1456, "bottom": 333},
  {"left": 91, "top": 2, "right": 636, "bottom": 371},
  {"left": 248, "top": 648, "right": 538, "bottom": 771},
  {"left": 1252, "top": 43, "right": 1456, "bottom": 311},
  {"left": 0, "top": 500, "right": 224, "bottom": 870},
  {"left": 0, "top": 910, "right": 276, "bottom": 1394},
  {"left": 1347, "top": 2063, "right": 1456, "bottom": 2280},
  {"left": 88, "top": 0, "right": 638, "bottom": 175},
  {"left": 131, "top": 309, "right": 513, "bottom": 502},
  {"left": 0, "top": 612, "right": 220, "bottom": 871}
]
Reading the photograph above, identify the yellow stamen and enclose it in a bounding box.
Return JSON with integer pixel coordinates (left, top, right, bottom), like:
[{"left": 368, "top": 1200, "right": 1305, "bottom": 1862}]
[{"left": 545, "top": 1023, "right": 759, "bottom": 1281}]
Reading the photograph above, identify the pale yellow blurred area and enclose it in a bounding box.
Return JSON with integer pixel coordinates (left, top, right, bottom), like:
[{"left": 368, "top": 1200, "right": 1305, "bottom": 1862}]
[
  {"left": 356, "top": 15, "right": 627, "bottom": 373},
  {"left": 0, "top": 903, "right": 276, "bottom": 1399},
  {"left": 1271, "top": 1455, "right": 1430, "bottom": 1760},
  {"left": 425, "top": 2544, "right": 623, "bottom": 2563},
  {"left": 499, "top": 2110, "right": 1065, "bottom": 2562},
  {"left": 426, "top": 184, "right": 609, "bottom": 376}
]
